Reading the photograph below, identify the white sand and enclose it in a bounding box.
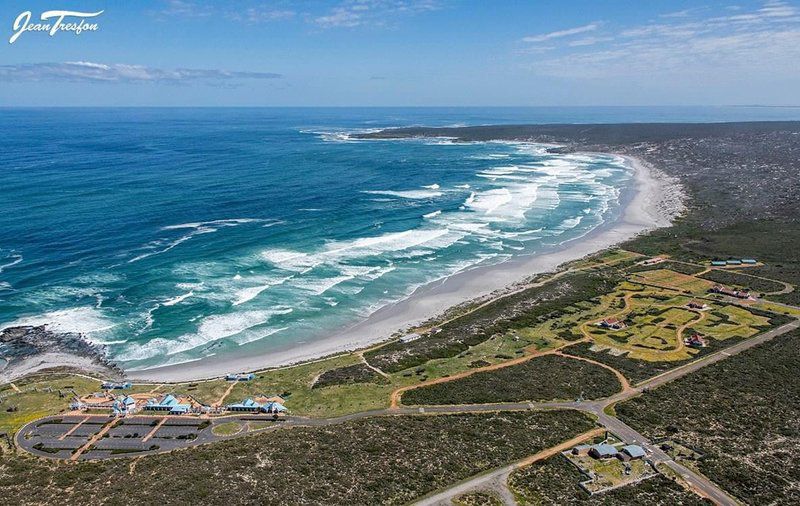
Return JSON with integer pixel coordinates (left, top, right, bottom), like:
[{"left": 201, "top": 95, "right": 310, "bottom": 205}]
[{"left": 128, "top": 153, "right": 685, "bottom": 382}]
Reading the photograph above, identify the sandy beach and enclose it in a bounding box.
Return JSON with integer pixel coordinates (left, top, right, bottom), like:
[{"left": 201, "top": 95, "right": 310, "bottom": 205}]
[{"left": 126, "top": 152, "right": 685, "bottom": 382}]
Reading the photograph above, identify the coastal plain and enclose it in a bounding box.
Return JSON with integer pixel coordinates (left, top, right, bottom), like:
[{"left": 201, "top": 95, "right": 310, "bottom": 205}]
[{"left": 2, "top": 121, "right": 800, "bottom": 505}]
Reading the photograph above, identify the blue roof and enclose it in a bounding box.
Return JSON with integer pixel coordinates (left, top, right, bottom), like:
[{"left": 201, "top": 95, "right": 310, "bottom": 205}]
[
  {"left": 622, "top": 445, "right": 646, "bottom": 458},
  {"left": 590, "top": 444, "right": 618, "bottom": 456},
  {"left": 711, "top": 260, "right": 727, "bottom": 265},
  {"left": 170, "top": 404, "right": 190, "bottom": 412},
  {"left": 264, "top": 401, "right": 287, "bottom": 412},
  {"left": 227, "top": 398, "right": 262, "bottom": 409},
  {"left": 742, "top": 258, "right": 757, "bottom": 263}
]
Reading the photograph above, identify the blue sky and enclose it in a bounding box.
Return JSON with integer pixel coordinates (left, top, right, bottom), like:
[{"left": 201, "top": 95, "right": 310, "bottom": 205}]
[{"left": 1, "top": 0, "right": 799, "bottom": 106}]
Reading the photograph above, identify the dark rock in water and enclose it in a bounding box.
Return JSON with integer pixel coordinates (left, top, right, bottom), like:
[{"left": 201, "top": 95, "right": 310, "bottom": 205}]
[{"left": 0, "top": 325, "right": 123, "bottom": 378}]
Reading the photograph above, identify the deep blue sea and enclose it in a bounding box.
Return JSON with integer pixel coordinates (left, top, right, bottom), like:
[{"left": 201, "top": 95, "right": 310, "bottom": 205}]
[{"left": 1, "top": 107, "right": 798, "bottom": 371}]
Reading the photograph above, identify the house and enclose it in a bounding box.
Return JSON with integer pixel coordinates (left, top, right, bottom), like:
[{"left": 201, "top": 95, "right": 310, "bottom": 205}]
[
  {"left": 588, "top": 444, "right": 619, "bottom": 459},
  {"left": 70, "top": 399, "right": 87, "bottom": 411},
  {"left": 598, "top": 318, "right": 626, "bottom": 330},
  {"left": 687, "top": 301, "right": 709, "bottom": 310},
  {"left": 145, "top": 394, "right": 192, "bottom": 414},
  {"left": 639, "top": 257, "right": 665, "bottom": 266},
  {"left": 726, "top": 259, "right": 742, "bottom": 266},
  {"left": 260, "top": 401, "right": 287, "bottom": 414},
  {"left": 102, "top": 381, "right": 132, "bottom": 390},
  {"left": 709, "top": 285, "right": 751, "bottom": 299},
  {"left": 711, "top": 260, "right": 728, "bottom": 267},
  {"left": 112, "top": 395, "right": 137, "bottom": 416},
  {"left": 620, "top": 445, "right": 646, "bottom": 460},
  {"left": 742, "top": 258, "right": 757, "bottom": 264},
  {"left": 684, "top": 333, "right": 707, "bottom": 349},
  {"left": 226, "top": 398, "right": 262, "bottom": 412},
  {"left": 225, "top": 373, "right": 255, "bottom": 382}
]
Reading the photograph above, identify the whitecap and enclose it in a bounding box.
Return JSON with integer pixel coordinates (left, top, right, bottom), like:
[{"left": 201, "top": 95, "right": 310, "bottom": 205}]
[{"left": 362, "top": 189, "right": 443, "bottom": 199}]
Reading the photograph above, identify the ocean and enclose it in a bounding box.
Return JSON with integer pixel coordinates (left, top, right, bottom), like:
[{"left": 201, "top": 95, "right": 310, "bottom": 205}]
[{"left": 1, "top": 107, "right": 799, "bottom": 372}]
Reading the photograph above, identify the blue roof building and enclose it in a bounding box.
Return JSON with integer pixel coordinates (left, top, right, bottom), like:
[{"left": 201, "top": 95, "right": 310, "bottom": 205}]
[
  {"left": 261, "top": 401, "right": 287, "bottom": 413},
  {"left": 727, "top": 259, "right": 742, "bottom": 265},
  {"left": 621, "top": 445, "right": 646, "bottom": 459},
  {"left": 711, "top": 260, "right": 727, "bottom": 266},
  {"left": 226, "top": 398, "right": 262, "bottom": 412},
  {"left": 742, "top": 258, "right": 757, "bottom": 264},
  {"left": 145, "top": 394, "right": 191, "bottom": 414},
  {"left": 589, "top": 443, "right": 619, "bottom": 459},
  {"left": 102, "top": 381, "right": 132, "bottom": 390}
]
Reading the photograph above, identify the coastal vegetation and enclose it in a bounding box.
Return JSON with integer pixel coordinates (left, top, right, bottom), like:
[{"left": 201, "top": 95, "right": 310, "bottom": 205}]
[
  {"left": 312, "top": 363, "right": 388, "bottom": 389},
  {"left": 616, "top": 329, "right": 800, "bottom": 505},
  {"left": 365, "top": 271, "right": 620, "bottom": 373},
  {"left": 0, "top": 410, "right": 595, "bottom": 505},
  {"left": 401, "top": 354, "right": 621, "bottom": 406}
]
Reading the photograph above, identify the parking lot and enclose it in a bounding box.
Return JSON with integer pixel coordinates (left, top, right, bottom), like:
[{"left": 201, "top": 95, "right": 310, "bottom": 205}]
[{"left": 16, "top": 415, "right": 216, "bottom": 460}]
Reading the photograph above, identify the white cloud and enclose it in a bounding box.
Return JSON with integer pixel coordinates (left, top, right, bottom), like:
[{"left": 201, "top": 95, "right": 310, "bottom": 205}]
[
  {"left": 525, "top": 1, "right": 800, "bottom": 83},
  {"left": 522, "top": 23, "right": 600, "bottom": 43},
  {"left": 0, "top": 62, "right": 282, "bottom": 84},
  {"left": 313, "top": 0, "right": 441, "bottom": 28}
]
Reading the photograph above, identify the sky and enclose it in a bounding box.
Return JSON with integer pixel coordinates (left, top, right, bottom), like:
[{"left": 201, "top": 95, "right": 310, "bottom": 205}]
[{"left": 1, "top": 0, "right": 799, "bottom": 106}]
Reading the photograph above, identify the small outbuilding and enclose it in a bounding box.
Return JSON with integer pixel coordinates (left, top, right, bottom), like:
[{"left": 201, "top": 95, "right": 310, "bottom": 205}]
[{"left": 225, "top": 373, "right": 256, "bottom": 382}]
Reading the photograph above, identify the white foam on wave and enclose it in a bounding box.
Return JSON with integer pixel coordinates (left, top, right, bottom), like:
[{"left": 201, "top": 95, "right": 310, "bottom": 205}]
[
  {"left": 1, "top": 307, "right": 117, "bottom": 342},
  {"left": 163, "top": 291, "right": 194, "bottom": 307},
  {"left": 232, "top": 276, "right": 292, "bottom": 306},
  {"left": 124, "top": 307, "right": 293, "bottom": 360},
  {"left": 422, "top": 184, "right": 440, "bottom": 189},
  {"left": 162, "top": 218, "right": 271, "bottom": 230},
  {"left": 0, "top": 253, "right": 23, "bottom": 274},
  {"left": 467, "top": 188, "right": 514, "bottom": 215},
  {"left": 423, "top": 210, "right": 442, "bottom": 219},
  {"left": 129, "top": 227, "right": 216, "bottom": 263},
  {"left": 363, "top": 189, "right": 443, "bottom": 199}
]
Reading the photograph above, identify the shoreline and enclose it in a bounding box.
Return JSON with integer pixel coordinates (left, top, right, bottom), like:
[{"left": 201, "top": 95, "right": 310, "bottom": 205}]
[{"left": 125, "top": 151, "right": 685, "bottom": 383}]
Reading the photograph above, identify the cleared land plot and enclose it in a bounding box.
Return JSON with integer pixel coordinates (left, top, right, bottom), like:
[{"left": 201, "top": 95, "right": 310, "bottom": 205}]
[
  {"left": 0, "top": 410, "right": 594, "bottom": 505},
  {"left": 629, "top": 269, "right": 715, "bottom": 294},
  {"left": 401, "top": 354, "right": 621, "bottom": 406},
  {"left": 616, "top": 329, "right": 800, "bottom": 505},
  {"left": 508, "top": 454, "right": 707, "bottom": 505}
]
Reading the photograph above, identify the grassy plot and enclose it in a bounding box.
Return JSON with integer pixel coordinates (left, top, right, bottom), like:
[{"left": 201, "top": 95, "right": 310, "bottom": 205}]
[
  {"left": 401, "top": 354, "right": 621, "bottom": 406},
  {"left": 629, "top": 269, "right": 716, "bottom": 295},
  {"left": 0, "top": 410, "right": 595, "bottom": 506},
  {"left": 508, "top": 454, "right": 708, "bottom": 505},
  {"left": 0, "top": 374, "right": 101, "bottom": 436},
  {"left": 616, "top": 329, "right": 800, "bottom": 505},
  {"left": 221, "top": 353, "right": 396, "bottom": 417}
]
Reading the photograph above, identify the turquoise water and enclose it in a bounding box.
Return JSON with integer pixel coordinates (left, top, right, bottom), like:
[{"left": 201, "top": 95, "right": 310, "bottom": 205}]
[{"left": 1, "top": 107, "right": 797, "bottom": 371}]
